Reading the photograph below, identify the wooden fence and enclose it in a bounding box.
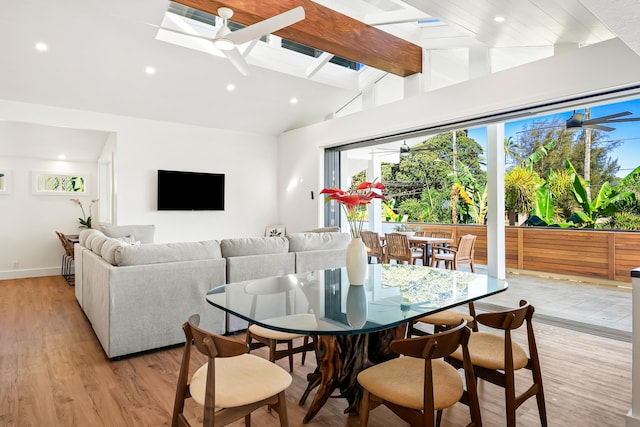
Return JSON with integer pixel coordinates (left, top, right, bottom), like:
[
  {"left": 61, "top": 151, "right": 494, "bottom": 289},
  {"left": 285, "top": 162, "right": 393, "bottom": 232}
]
[{"left": 389, "top": 223, "right": 640, "bottom": 283}]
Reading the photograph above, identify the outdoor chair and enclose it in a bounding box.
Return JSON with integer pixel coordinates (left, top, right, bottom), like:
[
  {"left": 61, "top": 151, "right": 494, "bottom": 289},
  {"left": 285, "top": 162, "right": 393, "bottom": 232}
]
[
  {"left": 448, "top": 300, "right": 547, "bottom": 427},
  {"left": 430, "top": 234, "right": 476, "bottom": 272},
  {"left": 357, "top": 320, "right": 482, "bottom": 427},
  {"left": 361, "top": 230, "right": 385, "bottom": 263},
  {"left": 384, "top": 233, "right": 424, "bottom": 265},
  {"left": 171, "top": 314, "right": 292, "bottom": 427}
]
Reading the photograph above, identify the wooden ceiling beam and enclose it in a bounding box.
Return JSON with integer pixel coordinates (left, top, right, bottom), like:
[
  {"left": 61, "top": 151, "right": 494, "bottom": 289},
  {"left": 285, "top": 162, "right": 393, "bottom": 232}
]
[{"left": 173, "top": 0, "right": 423, "bottom": 76}]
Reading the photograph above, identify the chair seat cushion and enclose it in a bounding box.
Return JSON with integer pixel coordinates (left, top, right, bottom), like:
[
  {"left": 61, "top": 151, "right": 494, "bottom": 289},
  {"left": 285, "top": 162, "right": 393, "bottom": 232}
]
[
  {"left": 451, "top": 332, "right": 529, "bottom": 370},
  {"left": 190, "top": 353, "right": 292, "bottom": 408},
  {"left": 357, "top": 356, "right": 463, "bottom": 410},
  {"left": 433, "top": 253, "right": 454, "bottom": 261},
  {"left": 418, "top": 310, "right": 474, "bottom": 326},
  {"left": 248, "top": 313, "right": 318, "bottom": 340}
]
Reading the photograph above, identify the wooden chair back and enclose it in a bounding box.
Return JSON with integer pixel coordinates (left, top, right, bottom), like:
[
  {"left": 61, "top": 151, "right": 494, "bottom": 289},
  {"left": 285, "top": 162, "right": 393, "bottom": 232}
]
[
  {"left": 361, "top": 230, "right": 384, "bottom": 263},
  {"left": 384, "top": 233, "right": 418, "bottom": 265},
  {"left": 172, "top": 314, "right": 290, "bottom": 427},
  {"left": 55, "top": 231, "right": 74, "bottom": 258},
  {"left": 359, "top": 321, "right": 482, "bottom": 427},
  {"left": 456, "top": 234, "right": 476, "bottom": 263},
  {"left": 449, "top": 300, "right": 547, "bottom": 427}
]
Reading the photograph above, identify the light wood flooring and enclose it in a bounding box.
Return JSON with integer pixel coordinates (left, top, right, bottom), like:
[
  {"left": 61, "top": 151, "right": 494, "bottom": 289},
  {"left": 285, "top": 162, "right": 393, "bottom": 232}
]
[{"left": 0, "top": 276, "right": 632, "bottom": 426}]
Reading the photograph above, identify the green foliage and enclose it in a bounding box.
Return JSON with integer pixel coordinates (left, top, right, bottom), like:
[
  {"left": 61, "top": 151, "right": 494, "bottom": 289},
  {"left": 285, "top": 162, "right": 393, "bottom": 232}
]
[
  {"left": 504, "top": 166, "right": 541, "bottom": 213},
  {"left": 381, "top": 131, "right": 484, "bottom": 224},
  {"left": 381, "top": 201, "right": 399, "bottom": 222},
  {"left": 606, "top": 211, "right": 640, "bottom": 230},
  {"left": 565, "top": 160, "right": 636, "bottom": 227},
  {"left": 397, "top": 198, "right": 423, "bottom": 222}
]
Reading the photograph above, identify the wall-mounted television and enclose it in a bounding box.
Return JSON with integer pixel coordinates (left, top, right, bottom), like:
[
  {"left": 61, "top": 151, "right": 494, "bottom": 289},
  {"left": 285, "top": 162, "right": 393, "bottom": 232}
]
[{"left": 157, "top": 169, "right": 225, "bottom": 211}]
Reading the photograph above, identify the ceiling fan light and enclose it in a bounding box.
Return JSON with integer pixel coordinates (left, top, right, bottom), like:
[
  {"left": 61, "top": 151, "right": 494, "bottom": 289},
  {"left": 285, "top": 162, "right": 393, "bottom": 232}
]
[{"left": 214, "top": 38, "right": 235, "bottom": 51}]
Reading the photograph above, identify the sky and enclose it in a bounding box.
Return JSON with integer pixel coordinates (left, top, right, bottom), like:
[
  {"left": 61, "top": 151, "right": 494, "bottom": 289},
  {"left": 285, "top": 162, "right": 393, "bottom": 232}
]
[{"left": 467, "top": 97, "right": 640, "bottom": 178}]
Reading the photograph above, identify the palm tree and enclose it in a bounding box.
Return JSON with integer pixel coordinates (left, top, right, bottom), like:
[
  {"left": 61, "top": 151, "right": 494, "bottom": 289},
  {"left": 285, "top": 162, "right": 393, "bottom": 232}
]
[{"left": 504, "top": 136, "right": 521, "bottom": 168}]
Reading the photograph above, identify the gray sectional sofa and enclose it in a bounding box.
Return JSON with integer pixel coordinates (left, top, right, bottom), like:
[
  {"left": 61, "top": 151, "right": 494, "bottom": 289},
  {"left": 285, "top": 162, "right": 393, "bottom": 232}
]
[{"left": 74, "top": 225, "right": 349, "bottom": 359}]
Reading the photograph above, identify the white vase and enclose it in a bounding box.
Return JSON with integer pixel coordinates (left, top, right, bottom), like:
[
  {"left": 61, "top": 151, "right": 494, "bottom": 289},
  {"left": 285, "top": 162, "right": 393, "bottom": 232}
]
[{"left": 346, "top": 236, "right": 368, "bottom": 286}]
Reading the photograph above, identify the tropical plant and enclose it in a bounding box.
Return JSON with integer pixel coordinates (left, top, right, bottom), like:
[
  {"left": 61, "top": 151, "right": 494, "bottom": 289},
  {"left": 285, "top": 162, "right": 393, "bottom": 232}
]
[
  {"left": 504, "top": 166, "right": 541, "bottom": 215},
  {"left": 565, "top": 160, "right": 637, "bottom": 228},
  {"left": 381, "top": 200, "right": 399, "bottom": 222},
  {"left": 449, "top": 162, "right": 487, "bottom": 225}
]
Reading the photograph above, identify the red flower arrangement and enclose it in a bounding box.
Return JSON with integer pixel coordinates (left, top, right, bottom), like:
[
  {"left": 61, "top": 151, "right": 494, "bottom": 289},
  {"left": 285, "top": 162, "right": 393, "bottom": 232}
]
[{"left": 320, "top": 180, "right": 386, "bottom": 238}]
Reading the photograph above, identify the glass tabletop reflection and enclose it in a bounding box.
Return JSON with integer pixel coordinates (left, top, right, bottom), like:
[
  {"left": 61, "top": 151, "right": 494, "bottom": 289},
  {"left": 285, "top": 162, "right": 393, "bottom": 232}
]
[{"left": 206, "top": 264, "right": 508, "bottom": 336}]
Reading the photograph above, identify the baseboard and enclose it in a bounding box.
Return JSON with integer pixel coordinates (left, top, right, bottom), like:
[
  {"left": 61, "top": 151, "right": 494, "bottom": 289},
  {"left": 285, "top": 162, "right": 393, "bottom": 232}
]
[{"left": 0, "top": 267, "right": 60, "bottom": 281}]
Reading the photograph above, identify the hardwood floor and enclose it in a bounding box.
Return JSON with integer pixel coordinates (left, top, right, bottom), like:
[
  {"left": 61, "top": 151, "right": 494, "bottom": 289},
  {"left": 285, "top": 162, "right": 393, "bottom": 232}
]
[{"left": 0, "top": 276, "right": 632, "bottom": 426}]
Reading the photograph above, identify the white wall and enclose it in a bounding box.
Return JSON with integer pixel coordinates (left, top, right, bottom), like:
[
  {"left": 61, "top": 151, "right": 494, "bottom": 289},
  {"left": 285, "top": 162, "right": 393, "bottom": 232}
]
[
  {"left": 0, "top": 157, "right": 97, "bottom": 278},
  {"left": 278, "top": 38, "right": 640, "bottom": 230},
  {"left": 0, "top": 100, "right": 279, "bottom": 279}
]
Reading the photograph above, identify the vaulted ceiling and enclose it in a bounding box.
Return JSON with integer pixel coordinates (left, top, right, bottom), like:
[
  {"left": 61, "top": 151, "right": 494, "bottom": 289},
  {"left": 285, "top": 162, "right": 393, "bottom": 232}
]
[{"left": 2, "top": 0, "right": 640, "bottom": 161}]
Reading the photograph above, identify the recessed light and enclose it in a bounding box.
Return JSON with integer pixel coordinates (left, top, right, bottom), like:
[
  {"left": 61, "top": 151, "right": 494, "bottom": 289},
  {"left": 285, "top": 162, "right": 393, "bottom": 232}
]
[
  {"left": 58, "top": 154, "right": 66, "bottom": 160},
  {"left": 290, "top": 97, "right": 299, "bottom": 105},
  {"left": 226, "top": 83, "right": 235, "bottom": 91},
  {"left": 145, "top": 66, "right": 156, "bottom": 75},
  {"left": 35, "top": 42, "right": 48, "bottom": 52},
  {"left": 494, "top": 16, "right": 505, "bottom": 23}
]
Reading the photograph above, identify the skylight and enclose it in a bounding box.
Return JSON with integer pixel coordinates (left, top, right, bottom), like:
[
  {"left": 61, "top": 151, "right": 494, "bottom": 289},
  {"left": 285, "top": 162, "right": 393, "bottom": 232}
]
[{"left": 159, "top": 2, "right": 370, "bottom": 89}]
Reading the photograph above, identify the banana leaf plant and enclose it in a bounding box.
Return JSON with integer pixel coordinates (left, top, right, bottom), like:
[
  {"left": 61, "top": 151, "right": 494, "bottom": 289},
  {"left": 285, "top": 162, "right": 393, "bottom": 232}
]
[
  {"left": 565, "top": 160, "right": 637, "bottom": 228},
  {"left": 449, "top": 160, "right": 487, "bottom": 224},
  {"left": 521, "top": 140, "right": 557, "bottom": 170}
]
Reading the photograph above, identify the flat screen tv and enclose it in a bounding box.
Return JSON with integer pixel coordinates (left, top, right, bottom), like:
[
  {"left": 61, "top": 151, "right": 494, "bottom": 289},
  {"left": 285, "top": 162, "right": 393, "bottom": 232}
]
[{"left": 157, "top": 169, "right": 225, "bottom": 211}]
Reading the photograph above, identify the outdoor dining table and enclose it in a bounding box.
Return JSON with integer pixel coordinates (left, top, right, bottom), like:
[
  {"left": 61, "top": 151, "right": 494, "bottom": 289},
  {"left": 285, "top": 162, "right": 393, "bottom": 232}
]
[
  {"left": 407, "top": 235, "right": 453, "bottom": 265},
  {"left": 206, "top": 264, "right": 508, "bottom": 423}
]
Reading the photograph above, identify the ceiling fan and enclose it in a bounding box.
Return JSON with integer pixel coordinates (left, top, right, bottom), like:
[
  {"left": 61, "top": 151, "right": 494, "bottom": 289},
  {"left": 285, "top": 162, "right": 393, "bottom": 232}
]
[
  {"left": 565, "top": 110, "right": 640, "bottom": 132},
  {"left": 160, "top": 6, "right": 305, "bottom": 76}
]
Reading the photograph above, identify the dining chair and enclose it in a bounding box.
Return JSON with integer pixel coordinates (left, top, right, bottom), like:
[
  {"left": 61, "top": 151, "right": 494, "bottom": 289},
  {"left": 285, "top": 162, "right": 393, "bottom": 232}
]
[
  {"left": 246, "top": 314, "right": 316, "bottom": 372},
  {"left": 448, "top": 300, "right": 547, "bottom": 427},
  {"left": 384, "top": 233, "right": 424, "bottom": 265},
  {"left": 55, "top": 231, "right": 75, "bottom": 285},
  {"left": 408, "top": 302, "right": 478, "bottom": 336},
  {"left": 244, "top": 279, "right": 317, "bottom": 372},
  {"left": 171, "top": 314, "right": 292, "bottom": 427},
  {"left": 357, "top": 320, "right": 482, "bottom": 427},
  {"left": 430, "top": 234, "right": 476, "bottom": 272},
  {"left": 361, "top": 230, "right": 385, "bottom": 263}
]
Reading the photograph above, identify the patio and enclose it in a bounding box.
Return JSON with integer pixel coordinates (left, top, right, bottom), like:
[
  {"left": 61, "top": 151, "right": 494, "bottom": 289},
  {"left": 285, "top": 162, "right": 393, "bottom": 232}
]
[{"left": 476, "top": 265, "right": 632, "bottom": 342}]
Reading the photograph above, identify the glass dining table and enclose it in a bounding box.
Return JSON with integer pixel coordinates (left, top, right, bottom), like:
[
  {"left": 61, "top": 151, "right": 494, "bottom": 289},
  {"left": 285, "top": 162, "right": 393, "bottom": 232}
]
[{"left": 206, "top": 264, "right": 508, "bottom": 423}]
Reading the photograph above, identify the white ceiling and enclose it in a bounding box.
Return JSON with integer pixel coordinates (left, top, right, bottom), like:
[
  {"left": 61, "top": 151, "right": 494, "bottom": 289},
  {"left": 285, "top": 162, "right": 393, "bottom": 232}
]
[{"left": 2, "top": 0, "right": 640, "bottom": 161}]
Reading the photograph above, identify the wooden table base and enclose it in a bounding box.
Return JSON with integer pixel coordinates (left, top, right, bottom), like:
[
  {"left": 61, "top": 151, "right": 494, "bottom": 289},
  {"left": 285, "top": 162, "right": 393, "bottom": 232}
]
[{"left": 299, "top": 324, "right": 407, "bottom": 423}]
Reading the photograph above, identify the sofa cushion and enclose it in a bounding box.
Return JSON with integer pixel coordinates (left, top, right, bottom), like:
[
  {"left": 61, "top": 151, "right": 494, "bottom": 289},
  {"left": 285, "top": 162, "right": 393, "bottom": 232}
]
[
  {"left": 305, "top": 226, "right": 341, "bottom": 233},
  {"left": 101, "top": 238, "right": 126, "bottom": 265},
  {"left": 286, "top": 232, "right": 350, "bottom": 252},
  {"left": 220, "top": 237, "right": 289, "bottom": 258},
  {"left": 99, "top": 224, "right": 155, "bottom": 244},
  {"left": 83, "top": 229, "right": 106, "bottom": 249},
  {"left": 90, "top": 235, "right": 110, "bottom": 256},
  {"left": 114, "top": 240, "right": 222, "bottom": 266},
  {"left": 78, "top": 229, "right": 96, "bottom": 247}
]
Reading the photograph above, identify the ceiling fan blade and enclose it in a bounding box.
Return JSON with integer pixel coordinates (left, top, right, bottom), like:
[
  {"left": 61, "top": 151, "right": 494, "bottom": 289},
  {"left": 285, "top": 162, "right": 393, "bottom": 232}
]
[
  {"left": 583, "top": 111, "right": 632, "bottom": 124},
  {"left": 584, "top": 124, "right": 615, "bottom": 132},
  {"left": 223, "top": 47, "right": 249, "bottom": 76},
  {"left": 226, "top": 6, "right": 305, "bottom": 46},
  {"left": 598, "top": 117, "right": 640, "bottom": 123}
]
